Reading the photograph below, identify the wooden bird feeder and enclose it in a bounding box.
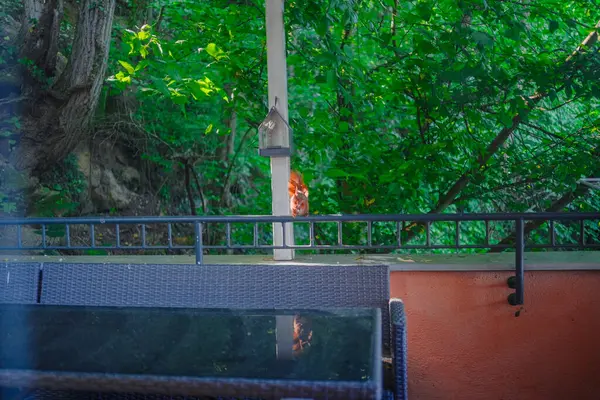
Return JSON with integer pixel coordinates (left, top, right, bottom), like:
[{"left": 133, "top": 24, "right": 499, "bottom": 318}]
[{"left": 258, "top": 103, "right": 292, "bottom": 157}]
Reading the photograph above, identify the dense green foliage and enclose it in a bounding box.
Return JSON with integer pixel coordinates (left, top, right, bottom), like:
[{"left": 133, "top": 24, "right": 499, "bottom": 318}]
[
  {"left": 105, "top": 1, "right": 271, "bottom": 216},
  {"left": 1, "top": 0, "right": 599, "bottom": 252},
  {"left": 106, "top": 0, "right": 600, "bottom": 249}
]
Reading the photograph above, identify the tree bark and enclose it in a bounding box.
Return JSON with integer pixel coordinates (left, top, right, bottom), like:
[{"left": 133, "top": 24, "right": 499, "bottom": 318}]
[
  {"left": 20, "top": 0, "right": 46, "bottom": 41},
  {"left": 13, "top": 0, "right": 116, "bottom": 175},
  {"left": 20, "top": 0, "right": 63, "bottom": 79}
]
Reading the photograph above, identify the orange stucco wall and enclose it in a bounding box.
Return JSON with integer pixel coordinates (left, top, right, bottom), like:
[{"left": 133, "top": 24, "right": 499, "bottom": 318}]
[{"left": 390, "top": 271, "right": 600, "bottom": 400}]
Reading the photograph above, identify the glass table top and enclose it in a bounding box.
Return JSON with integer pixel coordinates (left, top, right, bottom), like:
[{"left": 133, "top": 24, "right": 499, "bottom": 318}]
[{"left": 0, "top": 304, "right": 380, "bottom": 383}]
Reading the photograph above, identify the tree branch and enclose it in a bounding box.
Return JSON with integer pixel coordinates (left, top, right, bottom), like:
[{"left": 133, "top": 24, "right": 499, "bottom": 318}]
[
  {"left": 521, "top": 122, "right": 570, "bottom": 143},
  {"left": 0, "top": 96, "right": 30, "bottom": 106},
  {"left": 535, "top": 96, "right": 580, "bottom": 111},
  {"left": 154, "top": 6, "right": 165, "bottom": 32},
  {"left": 453, "top": 177, "right": 542, "bottom": 204},
  {"left": 219, "top": 126, "right": 255, "bottom": 204},
  {"left": 400, "top": 20, "right": 600, "bottom": 243},
  {"left": 183, "top": 161, "right": 196, "bottom": 215},
  {"left": 566, "top": 20, "right": 600, "bottom": 63},
  {"left": 488, "top": 180, "right": 595, "bottom": 252},
  {"left": 391, "top": 0, "right": 398, "bottom": 48},
  {"left": 191, "top": 167, "right": 208, "bottom": 215},
  {"left": 488, "top": 145, "right": 600, "bottom": 252}
]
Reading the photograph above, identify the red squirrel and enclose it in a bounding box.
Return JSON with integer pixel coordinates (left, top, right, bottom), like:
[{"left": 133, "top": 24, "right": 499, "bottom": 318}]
[{"left": 288, "top": 170, "right": 309, "bottom": 217}]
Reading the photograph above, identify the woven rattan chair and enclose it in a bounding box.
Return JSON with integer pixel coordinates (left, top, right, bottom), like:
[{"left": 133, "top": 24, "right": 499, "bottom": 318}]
[
  {"left": 0, "top": 262, "right": 41, "bottom": 304},
  {"left": 7, "top": 262, "right": 408, "bottom": 400}
]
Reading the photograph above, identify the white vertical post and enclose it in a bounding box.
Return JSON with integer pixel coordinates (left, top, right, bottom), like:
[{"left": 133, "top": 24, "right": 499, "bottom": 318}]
[
  {"left": 266, "top": 0, "right": 295, "bottom": 361},
  {"left": 266, "top": 0, "right": 294, "bottom": 261}
]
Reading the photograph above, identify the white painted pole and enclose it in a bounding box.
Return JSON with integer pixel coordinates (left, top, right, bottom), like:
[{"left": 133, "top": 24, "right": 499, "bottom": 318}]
[
  {"left": 266, "top": 0, "right": 295, "bottom": 361},
  {"left": 266, "top": 0, "right": 294, "bottom": 261}
]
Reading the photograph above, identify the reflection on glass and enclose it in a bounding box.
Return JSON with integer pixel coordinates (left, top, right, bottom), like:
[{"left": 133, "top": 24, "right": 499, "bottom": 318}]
[
  {"left": 293, "top": 314, "right": 313, "bottom": 357},
  {"left": 0, "top": 305, "right": 375, "bottom": 382}
]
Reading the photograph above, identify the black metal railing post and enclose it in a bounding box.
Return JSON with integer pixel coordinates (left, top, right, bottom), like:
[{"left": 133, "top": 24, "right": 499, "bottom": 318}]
[
  {"left": 194, "top": 221, "right": 203, "bottom": 265},
  {"left": 514, "top": 218, "right": 525, "bottom": 305}
]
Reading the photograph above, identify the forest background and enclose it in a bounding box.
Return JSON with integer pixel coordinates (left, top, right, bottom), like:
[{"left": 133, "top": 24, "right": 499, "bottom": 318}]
[{"left": 0, "top": 0, "right": 598, "bottom": 253}]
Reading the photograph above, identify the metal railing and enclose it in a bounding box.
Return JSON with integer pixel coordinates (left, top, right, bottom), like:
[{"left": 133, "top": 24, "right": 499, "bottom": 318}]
[{"left": 0, "top": 212, "right": 599, "bottom": 306}]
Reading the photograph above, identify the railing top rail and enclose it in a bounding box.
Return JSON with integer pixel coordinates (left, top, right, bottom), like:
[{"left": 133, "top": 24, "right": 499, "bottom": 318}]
[{"left": 0, "top": 211, "right": 599, "bottom": 225}]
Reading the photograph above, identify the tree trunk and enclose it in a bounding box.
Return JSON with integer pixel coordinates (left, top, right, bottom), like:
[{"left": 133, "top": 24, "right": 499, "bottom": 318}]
[
  {"left": 219, "top": 106, "right": 237, "bottom": 209},
  {"left": 13, "top": 0, "right": 116, "bottom": 175},
  {"left": 216, "top": 86, "right": 236, "bottom": 209},
  {"left": 335, "top": 24, "right": 356, "bottom": 212}
]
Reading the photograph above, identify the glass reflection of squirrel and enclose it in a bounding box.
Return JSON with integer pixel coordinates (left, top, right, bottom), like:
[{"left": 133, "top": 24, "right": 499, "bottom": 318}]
[{"left": 293, "top": 315, "right": 313, "bottom": 356}]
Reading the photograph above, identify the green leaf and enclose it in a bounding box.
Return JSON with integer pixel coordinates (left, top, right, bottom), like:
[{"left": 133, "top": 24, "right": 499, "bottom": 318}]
[
  {"left": 472, "top": 31, "right": 494, "bottom": 48},
  {"left": 339, "top": 121, "right": 350, "bottom": 132},
  {"left": 153, "top": 41, "right": 163, "bottom": 55},
  {"left": 499, "top": 112, "right": 513, "bottom": 127},
  {"left": 118, "top": 60, "right": 135, "bottom": 74},
  {"left": 205, "top": 124, "right": 214, "bottom": 134},
  {"left": 415, "top": 38, "right": 436, "bottom": 54},
  {"left": 339, "top": 108, "right": 352, "bottom": 117},
  {"left": 151, "top": 77, "right": 170, "bottom": 96},
  {"left": 416, "top": 3, "right": 432, "bottom": 21},
  {"left": 504, "top": 25, "right": 521, "bottom": 41},
  {"left": 565, "top": 84, "right": 573, "bottom": 98},
  {"left": 206, "top": 43, "right": 226, "bottom": 60},
  {"left": 115, "top": 71, "right": 131, "bottom": 84},
  {"left": 190, "top": 77, "right": 215, "bottom": 99},
  {"left": 326, "top": 69, "right": 337, "bottom": 88},
  {"left": 548, "top": 20, "right": 559, "bottom": 33},
  {"left": 138, "top": 30, "right": 150, "bottom": 41},
  {"left": 169, "top": 89, "right": 188, "bottom": 105},
  {"left": 326, "top": 168, "right": 350, "bottom": 178},
  {"left": 138, "top": 25, "right": 151, "bottom": 41},
  {"left": 315, "top": 20, "right": 327, "bottom": 36},
  {"left": 134, "top": 60, "right": 148, "bottom": 72}
]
